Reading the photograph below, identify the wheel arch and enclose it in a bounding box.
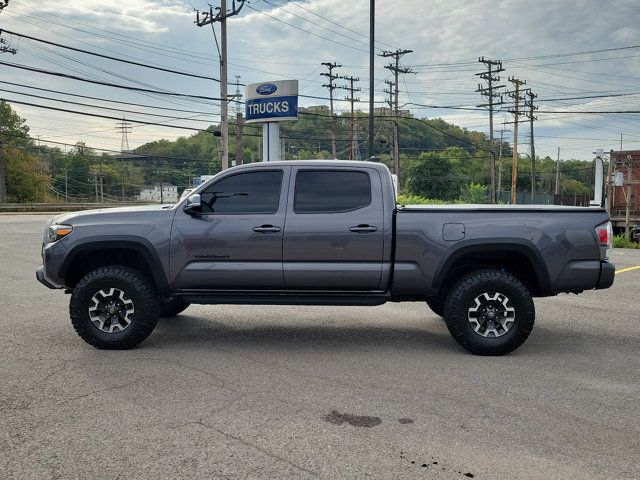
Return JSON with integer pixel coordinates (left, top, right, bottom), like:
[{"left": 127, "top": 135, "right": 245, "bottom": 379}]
[
  {"left": 60, "top": 237, "right": 169, "bottom": 292},
  {"left": 433, "top": 238, "right": 552, "bottom": 296}
]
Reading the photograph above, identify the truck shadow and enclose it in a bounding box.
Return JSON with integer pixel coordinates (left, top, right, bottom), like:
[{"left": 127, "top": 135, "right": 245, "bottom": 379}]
[
  {"left": 152, "top": 314, "right": 455, "bottom": 352},
  {"left": 150, "top": 314, "right": 635, "bottom": 357}
]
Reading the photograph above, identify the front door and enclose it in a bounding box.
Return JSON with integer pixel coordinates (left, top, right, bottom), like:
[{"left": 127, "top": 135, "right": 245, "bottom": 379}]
[
  {"left": 171, "top": 167, "right": 289, "bottom": 290},
  {"left": 283, "top": 167, "right": 385, "bottom": 290}
]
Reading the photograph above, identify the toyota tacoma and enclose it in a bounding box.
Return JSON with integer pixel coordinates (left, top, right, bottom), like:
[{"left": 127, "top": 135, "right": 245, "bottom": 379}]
[{"left": 36, "top": 160, "right": 615, "bottom": 355}]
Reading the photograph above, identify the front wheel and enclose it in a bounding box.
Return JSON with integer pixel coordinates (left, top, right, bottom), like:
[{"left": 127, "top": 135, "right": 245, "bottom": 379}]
[
  {"left": 426, "top": 296, "right": 446, "bottom": 317},
  {"left": 69, "top": 265, "right": 160, "bottom": 349},
  {"left": 444, "top": 269, "right": 535, "bottom": 356},
  {"left": 160, "top": 297, "right": 190, "bottom": 317}
]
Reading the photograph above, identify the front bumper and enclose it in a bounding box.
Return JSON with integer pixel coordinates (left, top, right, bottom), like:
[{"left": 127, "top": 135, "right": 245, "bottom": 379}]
[
  {"left": 36, "top": 266, "right": 59, "bottom": 289},
  {"left": 596, "top": 261, "right": 615, "bottom": 289}
]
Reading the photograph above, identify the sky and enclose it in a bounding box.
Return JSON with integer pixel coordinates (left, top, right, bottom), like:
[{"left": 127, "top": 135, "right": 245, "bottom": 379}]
[{"left": 0, "top": 0, "right": 639, "bottom": 161}]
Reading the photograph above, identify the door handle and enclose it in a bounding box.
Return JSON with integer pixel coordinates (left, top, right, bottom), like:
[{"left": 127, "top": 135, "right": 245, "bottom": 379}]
[
  {"left": 253, "top": 225, "right": 281, "bottom": 233},
  {"left": 349, "top": 224, "right": 378, "bottom": 233}
]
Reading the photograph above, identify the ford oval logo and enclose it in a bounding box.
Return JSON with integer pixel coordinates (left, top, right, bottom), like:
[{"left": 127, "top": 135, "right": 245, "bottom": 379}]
[{"left": 256, "top": 83, "right": 277, "bottom": 95}]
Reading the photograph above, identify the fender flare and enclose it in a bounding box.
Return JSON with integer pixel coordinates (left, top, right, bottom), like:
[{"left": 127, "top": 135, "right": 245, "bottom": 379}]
[
  {"left": 59, "top": 236, "right": 170, "bottom": 291},
  {"left": 432, "top": 238, "right": 552, "bottom": 295}
]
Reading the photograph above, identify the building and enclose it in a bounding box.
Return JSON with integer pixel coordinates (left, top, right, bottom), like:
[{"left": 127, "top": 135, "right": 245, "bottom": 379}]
[
  {"left": 608, "top": 150, "right": 640, "bottom": 232},
  {"left": 138, "top": 183, "right": 178, "bottom": 203}
]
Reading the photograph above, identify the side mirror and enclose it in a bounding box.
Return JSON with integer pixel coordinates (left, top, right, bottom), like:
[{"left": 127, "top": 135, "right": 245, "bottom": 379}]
[{"left": 184, "top": 193, "right": 202, "bottom": 214}]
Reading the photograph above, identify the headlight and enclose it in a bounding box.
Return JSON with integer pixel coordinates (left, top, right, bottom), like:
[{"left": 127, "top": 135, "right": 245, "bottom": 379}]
[{"left": 46, "top": 224, "right": 73, "bottom": 244}]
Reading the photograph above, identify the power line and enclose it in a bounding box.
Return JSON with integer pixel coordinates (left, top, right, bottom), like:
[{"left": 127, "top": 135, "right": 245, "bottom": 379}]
[
  {"left": 0, "top": 80, "right": 222, "bottom": 115},
  {"left": 539, "top": 92, "right": 640, "bottom": 102},
  {"left": 246, "top": 3, "right": 369, "bottom": 53},
  {"left": 0, "top": 87, "right": 220, "bottom": 122},
  {"left": 1, "top": 97, "right": 221, "bottom": 132},
  {"left": 261, "top": 0, "right": 374, "bottom": 50},
  {"left": 286, "top": 0, "right": 399, "bottom": 50},
  {"left": 0, "top": 61, "right": 224, "bottom": 101},
  {"left": 0, "top": 29, "right": 221, "bottom": 82}
]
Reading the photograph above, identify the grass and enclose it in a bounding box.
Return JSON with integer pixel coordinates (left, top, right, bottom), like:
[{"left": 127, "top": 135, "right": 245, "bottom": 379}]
[{"left": 613, "top": 234, "right": 640, "bottom": 249}]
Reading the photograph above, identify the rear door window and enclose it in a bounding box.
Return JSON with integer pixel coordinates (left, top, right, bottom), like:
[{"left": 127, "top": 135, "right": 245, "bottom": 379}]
[{"left": 294, "top": 170, "right": 371, "bottom": 214}]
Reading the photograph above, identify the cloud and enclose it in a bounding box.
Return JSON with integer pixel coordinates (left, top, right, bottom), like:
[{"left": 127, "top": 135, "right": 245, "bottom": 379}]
[
  {"left": 2, "top": 0, "right": 640, "bottom": 159},
  {"left": 35, "top": 0, "right": 192, "bottom": 33}
]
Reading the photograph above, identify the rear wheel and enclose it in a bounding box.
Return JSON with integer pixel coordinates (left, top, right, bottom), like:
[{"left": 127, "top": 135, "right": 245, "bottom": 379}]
[
  {"left": 443, "top": 269, "right": 535, "bottom": 355},
  {"left": 69, "top": 265, "right": 160, "bottom": 349}
]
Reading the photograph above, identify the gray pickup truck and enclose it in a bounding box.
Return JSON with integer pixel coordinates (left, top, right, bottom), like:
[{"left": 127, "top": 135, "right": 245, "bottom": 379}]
[{"left": 36, "top": 160, "right": 615, "bottom": 355}]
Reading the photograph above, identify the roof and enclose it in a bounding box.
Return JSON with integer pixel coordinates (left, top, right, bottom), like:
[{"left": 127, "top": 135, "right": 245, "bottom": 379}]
[{"left": 228, "top": 160, "right": 389, "bottom": 172}]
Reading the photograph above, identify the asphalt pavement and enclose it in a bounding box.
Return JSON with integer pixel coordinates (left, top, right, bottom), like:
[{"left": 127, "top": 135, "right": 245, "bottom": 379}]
[{"left": 1, "top": 214, "right": 638, "bottom": 479}]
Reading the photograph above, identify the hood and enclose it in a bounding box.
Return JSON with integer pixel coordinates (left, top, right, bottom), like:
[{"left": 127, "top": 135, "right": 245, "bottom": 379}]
[{"left": 50, "top": 204, "right": 174, "bottom": 226}]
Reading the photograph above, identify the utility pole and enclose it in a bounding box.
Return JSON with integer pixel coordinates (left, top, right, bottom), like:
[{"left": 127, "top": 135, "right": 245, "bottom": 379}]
[
  {"left": 476, "top": 57, "right": 504, "bottom": 203},
  {"left": 0, "top": 101, "right": 5, "bottom": 203},
  {"left": 506, "top": 77, "right": 526, "bottom": 204},
  {"left": 234, "top": 75, "right": 243, "bottom": 166},
  {"left": 380, "top": 49, "right": 413, "bottom": 185},
  {"left": 368, "top": 0, "right": 375, "bottom": 159},
  {"left": 606, "top": 149, "right": 614, "bottom": 213},
  {"left": 340, "top": 75, "right": 361, "bottom": 160},
  {"left": 195, "top": 0, "right": 245, "bottom": 171},
  {"left": 115, "top": 117, "right": 132, "bottom": 202},
  {"left": 379, "top": 49, "right": 414, "bottom": 112},
  {"left": 321, "top": 62, "right": 342, "bottom": 158},
  {"left": 383, "top": 80, "right": 400, "bottom": 181},
  {"left": 524, "top": 90, "right": 538, "bottom": 202},
  {"left": 554, "top": 147, "right": 561, "bottom": 197},
  {"left": 497, "top": 127, "right": 510, "bottom": 200},
  {"left": 625, "top": 154, "right": 633, "bottom": 238}
]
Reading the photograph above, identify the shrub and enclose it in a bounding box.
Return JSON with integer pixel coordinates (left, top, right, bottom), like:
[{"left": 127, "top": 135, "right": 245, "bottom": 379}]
[{"left": 612, "top": 234, "right": 640, "bottom": 249}]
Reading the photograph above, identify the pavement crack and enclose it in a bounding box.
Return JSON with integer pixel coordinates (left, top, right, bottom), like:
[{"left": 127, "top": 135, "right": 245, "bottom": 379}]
[
  {"left": 56, "top": 376, "right": 151, "bottom": 406},
  {"left": 195, "top": 419, "right": 319, "bottom": 478}
]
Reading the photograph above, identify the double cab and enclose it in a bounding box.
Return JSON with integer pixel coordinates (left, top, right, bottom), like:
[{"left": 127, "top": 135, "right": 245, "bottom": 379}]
[{"left": 37, "top": 160, "right": 615, "bottom": 355}]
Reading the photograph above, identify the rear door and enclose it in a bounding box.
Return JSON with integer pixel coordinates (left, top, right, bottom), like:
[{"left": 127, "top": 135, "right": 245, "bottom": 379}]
[
  {"left": 283, "top": 167, "right": 385, "bottom": 290},
  {"left": 171, "top": 167, "right": 289, "bottom": 290}
]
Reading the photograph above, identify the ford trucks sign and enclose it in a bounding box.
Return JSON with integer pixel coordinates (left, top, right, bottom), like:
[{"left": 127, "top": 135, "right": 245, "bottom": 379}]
[{"left": 246, "top": 80, "right": 298, "bottom": 124}]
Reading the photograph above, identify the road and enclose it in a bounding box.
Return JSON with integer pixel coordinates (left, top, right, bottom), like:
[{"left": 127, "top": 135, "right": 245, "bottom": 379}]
[{"left": 1, "top": 214, "right": 638, "bottom": 480}]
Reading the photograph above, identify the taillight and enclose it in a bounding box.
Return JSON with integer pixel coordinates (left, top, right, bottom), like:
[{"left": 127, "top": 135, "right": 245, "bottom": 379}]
[{"left": 595, "top": 221, "right": 612, "bottom": 260}]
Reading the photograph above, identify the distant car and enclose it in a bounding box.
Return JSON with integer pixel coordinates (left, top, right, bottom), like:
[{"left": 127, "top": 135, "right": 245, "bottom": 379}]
[{"left": 179, "top": 188, "right": 194, "bottom": 201}]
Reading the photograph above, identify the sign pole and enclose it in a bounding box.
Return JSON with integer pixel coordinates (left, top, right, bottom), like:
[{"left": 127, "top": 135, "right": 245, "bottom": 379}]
[{"left": 263, "top": 123, "right": 281, "bottom": 162}]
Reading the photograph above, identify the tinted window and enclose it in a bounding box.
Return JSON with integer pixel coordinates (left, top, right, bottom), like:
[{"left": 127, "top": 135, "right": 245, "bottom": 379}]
[
  {"left": 294, "top": 170, "right": 371, "bottom": 213},
  {"left": 200, "top": 170, "right": 283, "bottom": 214}
]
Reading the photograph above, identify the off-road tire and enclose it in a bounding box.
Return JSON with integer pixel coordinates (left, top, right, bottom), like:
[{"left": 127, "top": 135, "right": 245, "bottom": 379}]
[
  {"left": 426, "top": 296, "right": 446, "bottom": 317},
  {"left": 69, "top": 265, "right": 160, "bottom": 349},
  {"left": 444, "top": 269, "right": 535, "bottom": 356},
  {"left": 160, "top": 297, "right": 190, "bottom": 317}
]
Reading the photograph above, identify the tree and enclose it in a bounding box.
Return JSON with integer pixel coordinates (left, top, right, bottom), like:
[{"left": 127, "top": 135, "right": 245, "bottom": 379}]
[
  {"left": 4, "top": 146, "right": 50, "bottom": 202},
  {"left": 0, "top": 101, "right": 31, "bottom": 202},
  {"left": 405, "top": 152, "right": 461, "bottom": 200},
  {"left": 460, "top": 182, "right": 488, "bottom": 203}
]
